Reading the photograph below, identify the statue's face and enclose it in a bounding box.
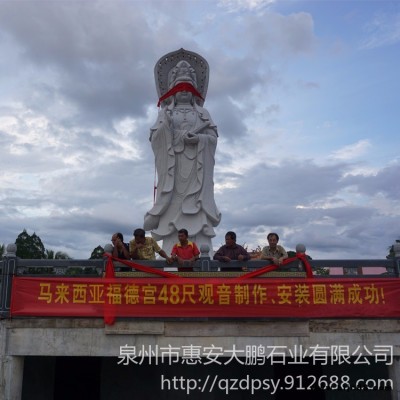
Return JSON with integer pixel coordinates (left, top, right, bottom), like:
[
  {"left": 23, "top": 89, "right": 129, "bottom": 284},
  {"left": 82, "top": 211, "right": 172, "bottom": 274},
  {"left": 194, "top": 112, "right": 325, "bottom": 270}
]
[{"left": 175, "top": 91, "right": 193, "bottom": 104}]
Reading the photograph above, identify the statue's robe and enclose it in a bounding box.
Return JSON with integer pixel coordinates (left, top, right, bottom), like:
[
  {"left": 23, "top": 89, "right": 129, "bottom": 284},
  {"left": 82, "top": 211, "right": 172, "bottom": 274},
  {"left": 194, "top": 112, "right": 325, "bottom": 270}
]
[{"left": 144, "top": 103, "right": 221, "bottom": 254}]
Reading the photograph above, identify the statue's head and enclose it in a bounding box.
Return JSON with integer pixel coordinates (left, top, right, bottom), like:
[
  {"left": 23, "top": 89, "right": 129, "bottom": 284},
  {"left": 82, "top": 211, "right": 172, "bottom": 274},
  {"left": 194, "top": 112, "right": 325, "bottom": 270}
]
[
  {"left": 155, "top": 49, "right": 209, "bottom": 107},
  {"left": 168, "top": 60, "right": 197, "bottom": 89}
]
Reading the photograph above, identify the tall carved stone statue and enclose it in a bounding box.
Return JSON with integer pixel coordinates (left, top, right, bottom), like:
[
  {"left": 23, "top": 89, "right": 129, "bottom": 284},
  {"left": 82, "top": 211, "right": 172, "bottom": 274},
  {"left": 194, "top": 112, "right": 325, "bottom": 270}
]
[{"left": 144, "top": 49, "right": 221, "bottom": 255}]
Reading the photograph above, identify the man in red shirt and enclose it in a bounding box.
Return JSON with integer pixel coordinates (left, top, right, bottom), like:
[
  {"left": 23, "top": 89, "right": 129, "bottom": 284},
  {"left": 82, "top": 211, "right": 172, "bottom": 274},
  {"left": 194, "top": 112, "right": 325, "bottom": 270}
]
[{"left": 171, "top": 229, "right": 200, "bottom": 272}]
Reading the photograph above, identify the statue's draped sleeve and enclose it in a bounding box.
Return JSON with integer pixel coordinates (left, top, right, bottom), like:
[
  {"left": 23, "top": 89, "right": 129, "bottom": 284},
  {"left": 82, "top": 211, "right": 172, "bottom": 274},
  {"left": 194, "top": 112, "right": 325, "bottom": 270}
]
[{"left": 145, "top": 109, "right": 175, "bottom": 222}]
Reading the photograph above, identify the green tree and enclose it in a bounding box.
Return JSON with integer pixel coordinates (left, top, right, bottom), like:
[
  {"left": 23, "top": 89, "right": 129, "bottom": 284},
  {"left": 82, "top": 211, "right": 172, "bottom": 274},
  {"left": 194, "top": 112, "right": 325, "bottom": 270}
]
[
  {"left": 45, "top": 249, "right": 54, "bottom": 259},
  {"left": 90, "top": 245, "right": 104, "bottom": 259},
  {"left": 0, "top": 243, "right": 4, "bottom": 257},
  {"left": 55, "top": 251, "right": 71, "bottom": 259},
  {"left": 15, "top": 229, "right": 46, "bottom": 259},
  {"left": 387, "top": 239, "right": 400, "bottom": 259},
  {"left": 45, "top": 249, "right": 71, "bottom": 259}
]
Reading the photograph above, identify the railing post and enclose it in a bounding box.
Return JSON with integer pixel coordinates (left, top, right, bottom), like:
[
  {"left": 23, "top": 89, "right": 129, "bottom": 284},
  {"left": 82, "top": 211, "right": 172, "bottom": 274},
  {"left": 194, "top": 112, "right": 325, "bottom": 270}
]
[
  {"left": 103, "top": 244, "right": 113, "bottom": 274},
  {"left": 393, "top": 242, "right": 400, "bottom": 278},
  {"left": 296, "top": 243, "right": 307, "bottom": 272},
  {"left": 199, "top": 244, "right": 213, "bottom": 272},
  {"left": 0, "top": 244, "right": 17, "bottom": 318}
]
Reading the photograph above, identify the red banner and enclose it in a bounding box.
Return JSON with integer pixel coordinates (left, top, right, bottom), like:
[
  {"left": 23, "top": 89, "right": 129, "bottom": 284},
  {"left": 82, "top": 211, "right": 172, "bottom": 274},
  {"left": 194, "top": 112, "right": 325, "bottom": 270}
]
[{"left": 10, "top": 276, "right": 400, "bottom": 319}]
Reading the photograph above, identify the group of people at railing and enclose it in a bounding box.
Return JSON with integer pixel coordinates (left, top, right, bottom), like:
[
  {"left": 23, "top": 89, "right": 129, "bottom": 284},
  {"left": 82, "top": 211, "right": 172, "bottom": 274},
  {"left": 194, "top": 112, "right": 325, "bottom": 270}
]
[{"left": 111, "top": 229, "right": 288, "bottom": 271}]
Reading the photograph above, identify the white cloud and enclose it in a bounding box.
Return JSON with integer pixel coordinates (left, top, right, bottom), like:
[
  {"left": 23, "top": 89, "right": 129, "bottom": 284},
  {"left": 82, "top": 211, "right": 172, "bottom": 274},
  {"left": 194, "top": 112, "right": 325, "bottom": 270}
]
[
  {"left": 329, "top": 139, "right": 372, "bottom": 161},
  {"left": 360, "top": 12, "right": 400, "bottom": 50},
  {"left": 0, "top": 1, "right": 398, "bottom": 262},
  {"left": 218, "top": 0, "right": 275, "bottom": 12}
]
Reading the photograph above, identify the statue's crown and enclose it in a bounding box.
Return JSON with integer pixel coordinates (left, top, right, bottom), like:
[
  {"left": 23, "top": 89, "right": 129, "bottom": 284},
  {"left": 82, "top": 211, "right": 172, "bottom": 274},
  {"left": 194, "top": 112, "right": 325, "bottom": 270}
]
[{"left": 168, "top": 60, "right": 197, "bottom": 88}]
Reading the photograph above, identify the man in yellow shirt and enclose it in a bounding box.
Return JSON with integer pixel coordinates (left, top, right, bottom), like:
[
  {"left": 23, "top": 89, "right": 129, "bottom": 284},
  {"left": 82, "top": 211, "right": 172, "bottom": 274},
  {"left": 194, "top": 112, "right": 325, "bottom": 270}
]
[
  {"left": 129, "top": 228, "right": 172, "bottom": 262},
  {"left": 260, "top": 232, "right": 288, "bottom": 265}
]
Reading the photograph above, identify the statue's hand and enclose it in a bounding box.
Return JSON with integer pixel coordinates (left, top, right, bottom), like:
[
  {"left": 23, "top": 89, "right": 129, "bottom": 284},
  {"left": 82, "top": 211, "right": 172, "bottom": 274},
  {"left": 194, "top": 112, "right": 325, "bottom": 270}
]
[{"left": 184, "top": 132, "right": 199, "bottom": 145}]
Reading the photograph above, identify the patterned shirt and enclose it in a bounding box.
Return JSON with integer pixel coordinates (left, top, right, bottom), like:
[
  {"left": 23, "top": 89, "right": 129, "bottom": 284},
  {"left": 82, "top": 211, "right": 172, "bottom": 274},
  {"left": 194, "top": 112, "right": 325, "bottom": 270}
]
[
  {"left": 129, "top": 237, "right": 161, "bottom": 260},
  {"left": 260, "top": 245, "right": 288, "bottom": 260}
]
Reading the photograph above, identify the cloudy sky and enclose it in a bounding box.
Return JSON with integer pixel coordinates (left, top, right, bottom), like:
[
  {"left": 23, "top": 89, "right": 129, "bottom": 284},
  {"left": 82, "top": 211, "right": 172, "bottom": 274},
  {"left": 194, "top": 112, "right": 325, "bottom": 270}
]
[{"left": 0, "top": 0, "right": 399, "bottom": 260}]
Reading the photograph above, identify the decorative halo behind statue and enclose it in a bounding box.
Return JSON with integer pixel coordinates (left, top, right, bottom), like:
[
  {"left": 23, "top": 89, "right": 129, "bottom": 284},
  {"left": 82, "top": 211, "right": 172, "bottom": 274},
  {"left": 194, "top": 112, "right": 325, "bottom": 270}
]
[{"left": 154, "top": 48, "right": 209, "bottom": 107}]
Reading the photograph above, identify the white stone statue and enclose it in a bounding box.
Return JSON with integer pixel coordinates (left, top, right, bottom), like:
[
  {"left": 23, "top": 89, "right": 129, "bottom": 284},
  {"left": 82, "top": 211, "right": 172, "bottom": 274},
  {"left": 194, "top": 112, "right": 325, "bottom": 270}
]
[{"left": 144, "top": 49, "right": 221, "bottom": 255}]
